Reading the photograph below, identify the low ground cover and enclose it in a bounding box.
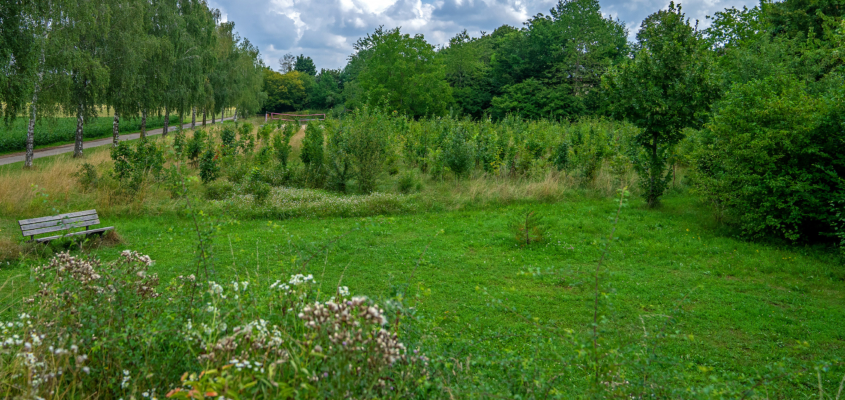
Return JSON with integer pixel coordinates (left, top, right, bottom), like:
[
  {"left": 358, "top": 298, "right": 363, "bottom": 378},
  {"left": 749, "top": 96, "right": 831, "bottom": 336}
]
[{"left": 1, "top": 189, "right": 843, "bottom": 397}]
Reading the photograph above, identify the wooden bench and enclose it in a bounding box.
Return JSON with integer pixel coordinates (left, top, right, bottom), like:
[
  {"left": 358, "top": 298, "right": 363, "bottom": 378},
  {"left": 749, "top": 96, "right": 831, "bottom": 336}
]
[{"left": 19, "top": 209, "right": 114, "bottom": 243}]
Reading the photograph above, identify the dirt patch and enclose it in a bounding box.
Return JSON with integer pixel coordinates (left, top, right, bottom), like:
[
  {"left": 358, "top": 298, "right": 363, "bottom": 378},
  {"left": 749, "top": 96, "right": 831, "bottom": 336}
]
[{"left": 288, "top": 125, "right": 307, "bottom": 151}]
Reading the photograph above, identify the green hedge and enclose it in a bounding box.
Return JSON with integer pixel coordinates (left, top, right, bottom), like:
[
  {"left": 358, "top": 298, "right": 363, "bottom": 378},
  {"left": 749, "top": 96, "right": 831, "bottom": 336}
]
[{"left": 0, "top": 115, "right": 182, "bottom": 153}]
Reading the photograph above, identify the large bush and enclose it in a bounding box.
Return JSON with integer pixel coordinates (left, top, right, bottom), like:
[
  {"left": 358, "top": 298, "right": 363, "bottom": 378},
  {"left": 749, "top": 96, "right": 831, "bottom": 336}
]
[{"left": 691, "top": 75, "right": 845, "bottom": 241}]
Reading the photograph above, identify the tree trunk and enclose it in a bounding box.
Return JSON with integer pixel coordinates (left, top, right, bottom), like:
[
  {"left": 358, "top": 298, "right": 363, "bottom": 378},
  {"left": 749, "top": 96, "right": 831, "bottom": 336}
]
[
  {"left": 212, "top": 110, "right": 216, "bottom": 124},
  {"left": 73, "top": 103, "right": 84, "bottom": 158},
  {"left": 24, "top": 48, "right": 45, "bottom": 169},
  {"left": 163, "top": 107, "right": 169, "bottom": 138},
  {"left": 234, "top": 108, "right": 238, "bottom": 123},
  {"left": 140, "top": 109, "right": 147, "bottom": 139},
  {"left": 25, "top": 88, "right": 39, "bottom": 169},
  {"left": 191, "top": 107, "right": 196, "bottom": 129},
  {"left": 202, "top": 109, "right": 206, "bottom": 126},
  {"left": 112, "top": 111, "right": 120, "bottom": 147}
]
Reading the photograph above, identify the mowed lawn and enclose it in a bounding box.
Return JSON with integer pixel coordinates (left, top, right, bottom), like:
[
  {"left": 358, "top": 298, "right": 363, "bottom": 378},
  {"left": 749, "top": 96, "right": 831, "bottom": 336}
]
[{"left": 1, "top": 192, "right": 843, "bottom": 378}]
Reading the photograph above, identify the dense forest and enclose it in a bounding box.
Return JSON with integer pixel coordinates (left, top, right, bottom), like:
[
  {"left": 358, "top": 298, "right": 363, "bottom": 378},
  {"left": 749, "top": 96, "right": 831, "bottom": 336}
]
[{"left": 0, "top": 0, "right": 266, "bottom": 165}]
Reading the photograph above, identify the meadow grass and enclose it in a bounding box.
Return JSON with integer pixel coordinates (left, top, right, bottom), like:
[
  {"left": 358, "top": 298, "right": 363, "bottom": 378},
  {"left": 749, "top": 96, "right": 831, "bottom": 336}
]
[
  {"left": 1, "top": 189, "right": 842, "bottom": 396},
  {"left": 0, "top": 117, "right": 842, "bottom": 397}
]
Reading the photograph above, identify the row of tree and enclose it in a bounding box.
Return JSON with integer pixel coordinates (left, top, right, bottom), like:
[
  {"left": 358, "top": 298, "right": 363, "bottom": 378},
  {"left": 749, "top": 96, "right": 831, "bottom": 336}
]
[{"left": 0, "top": 0, "right": 266, "bottom": 167}]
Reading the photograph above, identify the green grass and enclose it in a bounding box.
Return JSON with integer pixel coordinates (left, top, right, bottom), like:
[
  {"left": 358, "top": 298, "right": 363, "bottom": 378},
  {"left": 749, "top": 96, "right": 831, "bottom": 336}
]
[{"left": 2, "top": 191, "right": 841, "bottom": 390}]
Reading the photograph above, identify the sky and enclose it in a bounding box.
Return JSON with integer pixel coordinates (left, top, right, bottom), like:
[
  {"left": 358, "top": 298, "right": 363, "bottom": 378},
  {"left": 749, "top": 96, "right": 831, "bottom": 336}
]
[{"left": 207, "top": 0, "right": 760, "bottom": 71}]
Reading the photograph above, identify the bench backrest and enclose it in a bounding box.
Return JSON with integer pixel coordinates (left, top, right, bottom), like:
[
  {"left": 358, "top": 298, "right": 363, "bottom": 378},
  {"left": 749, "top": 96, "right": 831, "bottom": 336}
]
[{"left": 19, "top": 209, "right": 101, "bottom": 238}]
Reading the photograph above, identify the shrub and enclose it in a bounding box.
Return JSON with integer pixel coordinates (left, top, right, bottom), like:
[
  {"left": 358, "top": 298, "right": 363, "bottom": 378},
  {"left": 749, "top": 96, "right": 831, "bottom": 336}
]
[
  {"left": 397, "top": 170, "right": 422, "bottom": 194},
  {"left": 172, "top": 129, "right": 186, "bottom": 159},
  {"left": 508, "top": 209, "right": 547, "bottom": 246},
  {"left": 692, "top": 75, "right": 845, "bottom": 241},
  {"left": 272, "top": 131, "right": 292, "bottom": 168},
  {"left": 204, "top": 179, "right": 234, "bottom": 200},
  {"left": 246, "top": 167, "right": 272, "bottom": 204},
  {"left": 220, "top": 126, "right": 237, "bottom": 156},
  {"left": 325, "top": 123, "right": 353, "bottom": 192},
  {"left": 300, "top": 122, "right": 326, "bottom": 186},
  {"left": 75, "top": 163, "right": 99, "bottom": 191},
  {"left": 442, "top": 125, "right": 474, "bottom": 176},
  {"left": 300, "top": 122, "right": 324, "bottom": 169},
  {"left": 257, "top": 124, "right": 273, "bottom": 142},
  {"left": 238, "top": 124, "right": 255, "bottom": 154},
  {"left": 110, "top": 140, "right": 165, "bottom": 191},
  {"left": 186, "top": 129, "right": 206, "bottom": 165},
  {"left": 346, "top": 109, "right": 389, "bottom": 193},
  {"left": 199, "top": 148, "right": 220, "bottom": 184}
]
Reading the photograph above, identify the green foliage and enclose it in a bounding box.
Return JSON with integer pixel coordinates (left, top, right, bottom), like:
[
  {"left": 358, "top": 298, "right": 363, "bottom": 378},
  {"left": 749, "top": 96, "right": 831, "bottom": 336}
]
[
  {"left": 186, "top": 129, "right": 206, "bottom": 165},
  {"left": 441, "top": 124, "right": 474, "bottom": 176},
  {"left": 0, "top": 115, "right": 181, "bottom": 154},
  {"left": 199, "top": 148, "right": 220, "bottom": 184},
  {"left": 604, "top": 2, "right": 717, "bottom": 206},
  {"left": 508, "top": 209, "right": 548, "bottom": 246},
  {"left": 691, "top": 75, "right": 845, "bottom": 241},
  {"left": 110, "top": 140, "right": 165, "bottom": 191},
  {"left": 294, "top": 54, "right": 317, "bottom": 76},
  {"left": 300, "top": 123, "right": 324, "bottom": 171},
  {"left": 262, "top": 69, "right": 313, "bottom": 112},
  {"left": 354, "top": 27, "right": 453, "bottom": 117},
  {"left": 74, "top": 162, "right": 99, "bottom": 191},
  {"left": 345, "top": 109, "right": 390, "bottom": 193},
  {"left": 220, "top": 126, "right": 237, "bottom": 156},
  {"left": 246, "top": 167, "right": 272, "bottom": 204},
  {"left": 204, "top": 179, "right": 234, "bottom": 200},
  {"left": 397, "top": 170, "right": 422, "bottom": 194},
  {"left": 271, "top": 131, "right": 292, "bottom": 168}
]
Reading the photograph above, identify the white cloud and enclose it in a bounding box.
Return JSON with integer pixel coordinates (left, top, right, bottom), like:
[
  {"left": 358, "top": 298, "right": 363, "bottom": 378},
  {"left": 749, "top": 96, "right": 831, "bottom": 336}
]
[{"left": 208, "top": 0, "right": 758, "bottom": 70}]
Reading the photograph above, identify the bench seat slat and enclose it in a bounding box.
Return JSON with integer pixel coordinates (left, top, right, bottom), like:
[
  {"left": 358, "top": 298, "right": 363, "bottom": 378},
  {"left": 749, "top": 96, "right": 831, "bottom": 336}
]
[
  {"left": 20, "top": 214, "right": 99, "bottom": 230},
  {"left": 23, "top": 219, "right": 101, "bottom": 236},
  {"left": 19, "top": 210, "right": 97, "bottom": 225},
  {"left": 33, "top": 227, "right": 114, "bottom": 243}
]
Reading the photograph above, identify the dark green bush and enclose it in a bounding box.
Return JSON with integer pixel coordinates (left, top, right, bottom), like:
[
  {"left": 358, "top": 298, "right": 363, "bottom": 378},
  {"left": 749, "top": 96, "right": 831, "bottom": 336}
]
[
  {"left": 346, "top": 110, "right": 389, "bottom": 193},
  {"left": 199, "top": 148, "right": 220, "bottom": 184},
  {"left": 204, "top": 179, "right": 234, "bottom": 200},
  {"left": 692, "top": 75, "right": 845, "bottom": 241},
  {"left": 220, "top": 126, "right": 237, "bottom": 156},
  {"left": 442, "top": 125, "right": 474, "bottom": 176},
  {"left": 110, "top": 140, "right": 165, "bottom": 191},
  {"left": 272, "top": 131, "right": 292, "bottom": 167},
  {"left": 186, "top": 130, "right": 206, "bottom": 165},
  {"left": 397, "top": 170, "right": 422, "bottom": 193}
]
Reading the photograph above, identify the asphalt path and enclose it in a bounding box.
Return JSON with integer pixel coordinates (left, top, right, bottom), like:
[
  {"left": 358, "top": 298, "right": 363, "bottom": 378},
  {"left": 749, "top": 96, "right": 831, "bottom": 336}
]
[{"left": 0, "top": 117, "right": 234, "bottom": 166}]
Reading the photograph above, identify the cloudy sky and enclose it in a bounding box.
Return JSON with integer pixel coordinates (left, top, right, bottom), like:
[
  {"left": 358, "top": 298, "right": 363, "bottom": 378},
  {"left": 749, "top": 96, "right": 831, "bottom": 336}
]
[{"left": 207, "top": 0, "right": 759, "bottom": 71}]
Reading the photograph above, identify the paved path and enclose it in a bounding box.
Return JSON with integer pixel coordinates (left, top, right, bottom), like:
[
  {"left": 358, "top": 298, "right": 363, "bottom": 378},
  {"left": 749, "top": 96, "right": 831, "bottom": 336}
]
[{"left": 0, "top": 117, "right": 234, "bottom": 166}]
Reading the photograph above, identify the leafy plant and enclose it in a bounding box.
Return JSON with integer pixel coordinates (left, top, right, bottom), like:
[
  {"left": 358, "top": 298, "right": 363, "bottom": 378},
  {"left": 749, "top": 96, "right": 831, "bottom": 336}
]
[
  {"left": 199, "top": 148, "right": 220, "bottom": 184},
  {"left": 110, "top": 140, "right": 165, "bottom": 192},
  {"left": 271, "top": 131, "right": 292, "bottom": 168},
  {"left": 508, "top": 209, "right": 547, "bottom": 246},
  {"left": 74, "top": 163, "right": 99, "bottom": 191}
]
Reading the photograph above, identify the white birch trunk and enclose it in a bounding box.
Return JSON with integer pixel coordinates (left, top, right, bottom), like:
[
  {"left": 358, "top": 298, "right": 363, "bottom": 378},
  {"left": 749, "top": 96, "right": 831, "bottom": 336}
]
[
  {"left": 112, "top": 112, "right": 120, "bottom": 146},
  {"left": 140, "top": 109, "right": 147, "bottom": 139},
  {"left": 191, "top": 107, "right": 196, "bottom": 129},
  {"left": 163, "top": 107, "right": 169, "bottom": 137},
  {"left": 73, "top": 104, "right": 84, "bottom": 158}
]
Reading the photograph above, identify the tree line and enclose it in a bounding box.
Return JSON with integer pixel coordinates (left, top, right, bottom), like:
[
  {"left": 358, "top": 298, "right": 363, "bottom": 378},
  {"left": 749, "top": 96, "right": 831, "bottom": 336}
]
[
  {"left": 0, "top": 0, "right": 266, "bottom": 167},
  {"left": 263, "top": 0, "right": 843, "bottom": 243}
]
